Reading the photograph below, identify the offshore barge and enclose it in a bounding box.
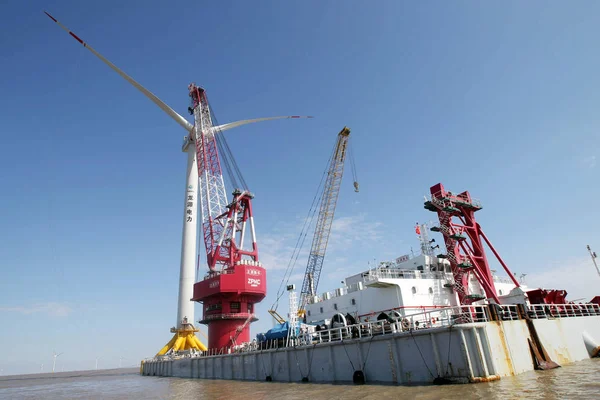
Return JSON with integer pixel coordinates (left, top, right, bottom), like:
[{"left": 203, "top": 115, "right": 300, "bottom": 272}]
[{"left": 141, "top": 184, "right": 600, "bottom": 385}]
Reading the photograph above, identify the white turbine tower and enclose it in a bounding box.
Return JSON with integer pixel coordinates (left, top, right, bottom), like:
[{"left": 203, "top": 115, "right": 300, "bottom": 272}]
[
  {"left": 95, "top": 356, "right": 101, "bottom": 370},
  {"left": 45, "top": 12, "right": 312, "bottom": 355},
  {"left": 52, "top": 351, "right": 63, "bottom": 373}
]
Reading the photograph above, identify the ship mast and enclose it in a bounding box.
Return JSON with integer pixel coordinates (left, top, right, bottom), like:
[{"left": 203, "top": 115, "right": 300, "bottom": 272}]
[{"left": 416, "top": 222, "right": 436, "bottom": 257}]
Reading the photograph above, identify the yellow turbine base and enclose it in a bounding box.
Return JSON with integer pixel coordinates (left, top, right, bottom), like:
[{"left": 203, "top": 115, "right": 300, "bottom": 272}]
[{"left": 156, "top": 325, "right": 207, "bottom": 356}]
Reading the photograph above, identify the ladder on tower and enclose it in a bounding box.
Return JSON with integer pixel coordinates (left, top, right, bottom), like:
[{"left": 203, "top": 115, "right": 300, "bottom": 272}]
[{"left": 287, "top": 286, "right": 299, "bottom": 346}]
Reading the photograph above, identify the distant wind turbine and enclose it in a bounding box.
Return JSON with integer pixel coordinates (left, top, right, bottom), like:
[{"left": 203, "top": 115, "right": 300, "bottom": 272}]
[
  {"left": 52, "top": 351, "right": 64, "bottom": 373},
  {"left": 119, "top": 356, "right": 126, "bottom": 368},
  {"left": 95, "top": 357, "right": 101, "bottom": 370}
]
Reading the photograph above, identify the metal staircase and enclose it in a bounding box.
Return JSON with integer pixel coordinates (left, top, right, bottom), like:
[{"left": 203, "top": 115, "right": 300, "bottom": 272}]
[{"left": 424, "top": 183, "right": 519, "bottom": 305}]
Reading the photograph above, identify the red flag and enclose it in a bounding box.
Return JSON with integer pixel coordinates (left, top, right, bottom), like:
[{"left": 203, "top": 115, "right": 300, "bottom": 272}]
[{"left": 415, "top": 224, "right": 421, "bottom": 235}]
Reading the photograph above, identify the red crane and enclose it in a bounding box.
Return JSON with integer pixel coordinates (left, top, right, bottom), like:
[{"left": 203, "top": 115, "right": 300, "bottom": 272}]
[
  {"left": 187, "top": 86, "right": 313, "bottom": 351},
  {"left": 425, "top": 183, "right": 520, "bottom": 305}
]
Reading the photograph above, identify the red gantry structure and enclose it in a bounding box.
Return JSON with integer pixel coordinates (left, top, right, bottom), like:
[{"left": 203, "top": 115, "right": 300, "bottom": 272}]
[
  {"left": 425, "top": 183, "right": 520, "bottom": 305},
  {"left": 187, "top": 86, "right": 267, "bottom": 351}
]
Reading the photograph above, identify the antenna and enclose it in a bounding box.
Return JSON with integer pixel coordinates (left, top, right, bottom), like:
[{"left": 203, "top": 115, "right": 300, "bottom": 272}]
[
  {"left": 587, "top": 245, "right": 600, "bottom": 278},
  {"left": 519, "top": 273, "right": 527, "bottom": 284},
  {"left": 416, "top": 222, "right": 435, "bottom": 256}
]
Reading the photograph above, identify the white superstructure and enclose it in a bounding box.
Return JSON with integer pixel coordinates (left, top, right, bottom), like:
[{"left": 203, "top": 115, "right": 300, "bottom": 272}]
[{"left": 305, "top": 252, "right": 525, "bottom": 324}]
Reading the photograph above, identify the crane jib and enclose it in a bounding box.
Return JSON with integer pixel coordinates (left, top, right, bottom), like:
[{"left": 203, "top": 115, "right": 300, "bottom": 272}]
[{"left": 299, "top": 127, "right": 355, "bottom": 309}]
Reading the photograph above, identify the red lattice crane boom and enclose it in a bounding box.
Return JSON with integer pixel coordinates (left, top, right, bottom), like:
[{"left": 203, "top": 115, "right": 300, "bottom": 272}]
[{"left": 425, "top": 183, "right": 520, "bottom": 305}]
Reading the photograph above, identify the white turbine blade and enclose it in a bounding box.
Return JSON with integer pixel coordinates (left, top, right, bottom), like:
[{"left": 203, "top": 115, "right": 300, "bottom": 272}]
[
  {"left": 213, "top": 116, "right": 314, "bottom": 132},
  {"left": 44, "top": 11, "right": 193, "bottom": 132}
]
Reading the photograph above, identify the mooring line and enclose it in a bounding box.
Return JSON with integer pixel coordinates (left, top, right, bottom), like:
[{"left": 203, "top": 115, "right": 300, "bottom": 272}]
[
  {"left": 445, "top": 325, "right": 453, "bottom": 376},
  {"left": 293, "top": 347, "right": 305, "bottom": 377},
  {"left": 341, "top": 340, "right": 357, "bottom": 371},
  {"left": 259, "top": 350, "right": 268, "bottom": 378},
  {"left": 361, "top": 335, "right": 375, "bottom": 371},
  {"left": 410, "top": 330, "right": 435, "bottom": 378},
  {"left": 306, "top": 344, "right": 317, "bottom": 379},
  {"left": 270, "top": 346, "right": 280, "bottom": 377}
]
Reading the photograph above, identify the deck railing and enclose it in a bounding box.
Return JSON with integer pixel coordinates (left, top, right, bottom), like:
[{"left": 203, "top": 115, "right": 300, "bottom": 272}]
[
  {"left": 146, "top": 302, "right": 600, "bottom": 362},
  {"left": 496, "top": 303, "right": 600, "bottom": 321}
]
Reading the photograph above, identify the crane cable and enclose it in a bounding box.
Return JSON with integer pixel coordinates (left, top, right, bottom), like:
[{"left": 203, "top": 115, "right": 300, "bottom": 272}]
[
  {"left": 208, "top": 102, "right": 249, "bottom": 192},
  {"left": 348, "top": 137, "right": 359, "bottom": 192},
  {"left": 270, "top": 141, "right": 338, "bottom": 311}
]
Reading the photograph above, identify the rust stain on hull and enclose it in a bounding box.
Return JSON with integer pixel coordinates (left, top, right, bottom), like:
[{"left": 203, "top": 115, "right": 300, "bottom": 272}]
[
  {"left": 470, "top": 375, "right": 501, "bottom": 383},
  {"left": 493, "top": 321, "right": 515, "bottom": 376}
]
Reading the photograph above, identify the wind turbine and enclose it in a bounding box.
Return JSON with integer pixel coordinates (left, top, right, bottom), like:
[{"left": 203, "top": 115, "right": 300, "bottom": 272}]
[
  {"left": 119, "top": 356, "right": 126, "bottom": 368},
  {"left": 52, "top": 351, "right": 63, "bottom": 373},
  {"left": 45, "top": 12, "right": 312, "bottom": 355},
  {"left": 95, "top": 356, "right": 101, "bottom": 370}
]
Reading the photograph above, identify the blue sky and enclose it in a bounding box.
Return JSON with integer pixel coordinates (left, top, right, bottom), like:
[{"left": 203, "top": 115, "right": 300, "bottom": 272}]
[{"left": 1, "top": 1, "right": 599, "bottom": 374}]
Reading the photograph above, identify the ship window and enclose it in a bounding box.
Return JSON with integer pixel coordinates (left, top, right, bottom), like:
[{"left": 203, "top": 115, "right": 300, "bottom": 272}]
[
  {"left": 428, "top": 287, "right": 433, "bottom": 295},
  {"left": 411, "top": 286, "right": 417, "bottom": 294},
  {"left": 307, "top": 310, "right": 311, "bottom": 316},
  {"left": 499, "top": 290, "right": 503, "bottom": 295},
  {"left": 351, "top": 298, "right": 356, "bottom": 305},
  {"left": 334, "top": 303, "right": 338, "bottom": 310},
  {"left": 320, "top": 307, "right": 323, "bottom": 313}
]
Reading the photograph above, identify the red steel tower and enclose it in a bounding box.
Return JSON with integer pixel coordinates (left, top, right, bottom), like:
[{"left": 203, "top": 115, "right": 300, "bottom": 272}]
[
  {"left": 192, "top": 190, "right": 266, "bottom": 350},
  {"left": 425, "top": 183, "right": 520, "bottom": 305}
]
